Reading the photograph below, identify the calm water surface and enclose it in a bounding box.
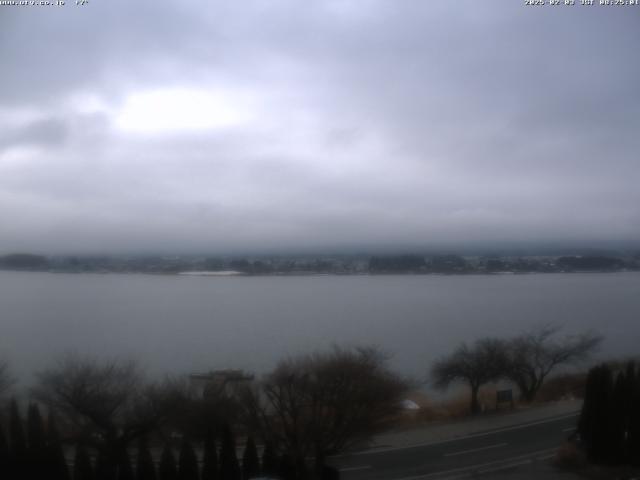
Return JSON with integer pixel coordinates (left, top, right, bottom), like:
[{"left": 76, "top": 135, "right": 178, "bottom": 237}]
[{"left": 1, "top": 271, "right": 638, "bottom": 382}]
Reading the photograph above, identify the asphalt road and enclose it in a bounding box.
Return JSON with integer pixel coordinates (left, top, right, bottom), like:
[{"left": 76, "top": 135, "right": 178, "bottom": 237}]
[{"left": 329, "top": 412, "right": 579, "bottom": 480}]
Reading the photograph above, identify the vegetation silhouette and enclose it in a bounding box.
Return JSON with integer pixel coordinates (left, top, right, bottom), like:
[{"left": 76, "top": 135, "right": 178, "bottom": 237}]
[
  {"left": 578, "top": 361, "right": 640, "bottom": 466},
  {"left": 432, "top": 327, "right": 601, "bottom": 413}
]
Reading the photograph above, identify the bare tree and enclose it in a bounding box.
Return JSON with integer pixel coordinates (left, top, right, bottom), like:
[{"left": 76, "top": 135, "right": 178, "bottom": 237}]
[
  {"left": 506, "top": 325, "right": 602, "bottom": 402},
  {"left": 238, "top": 346, "right": 408, "bottom": 477},
  {"left": 431, "top": 338, "right": 508, "bottom": 415},
  {"left": 154, "top": 375, "right": 243, "bottom": 440},
  {"left": 32, "top": 353, "right": 176, "bottom": 460}
]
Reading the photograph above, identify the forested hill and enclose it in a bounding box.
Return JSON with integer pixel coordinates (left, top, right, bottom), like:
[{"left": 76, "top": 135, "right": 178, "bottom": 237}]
[{"left": 0, "top": 252, "right": 638, "bottom": 275}]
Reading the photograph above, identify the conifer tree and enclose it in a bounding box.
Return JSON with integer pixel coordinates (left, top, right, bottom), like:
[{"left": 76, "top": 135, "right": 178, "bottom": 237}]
[
  {"left": 621, "top": 362, "right": 636, "bottom": 464},
  {"left": 8, "top": 399, "right": 27, "bottom": 479},
  {"left": 577, "top": 361, "right": 640, "bottom": 467},
  {"left": 159, "top": 444, "right": 178, "bottom": 480},
  {"left": 220, "top": 425, "right": 240, "bottom": 480},
  {"left": 47, "top": 411, "right": 71, "bottom": 480},
  {"left": 137, "top": 437, "right": 157, "bottom": 480},
  {"left": 0, "top": 426, "right": 10, "bottom": 479},
  {"left": 623, "top": 362, "right": 636, "bottom": 419},
  {"left": 46, "top": 410, "right": 61, "bottom": 445},
  {"left": 178, "top": 438, "right": 199, "bottom": 480},
  {"left": 610, "top": 372, "right": 627, "bottom": 464},
  {"left": 201, "top": 429, "right": 219, "bottom": 480},
  {"left": 579, "top": 365, "right": 606, "bottom": 463},
  {"left": 260, "top": 442, "right": 277, "bottom": 478},
  {"left": 95, "top": 449, "right": 117, "bottom": 480},
  {"left": 596, "top": 365, "right": 614, "bottom": 464},
  {"left": 27, "top": 404, "right": 47, "bottom": 477},
  {"left": 629, "top": 364, "right": 640, "bottom": 466},
  {"left": 74, "top": 445, "right": 95, "bottom": 480},
  {"left": 27, "top": 404, "right": 46, "bottom": 455},
  {"left": 277, "top": 453, "right": 295, "bottom": 480},
  {"left": 116, "top": 446, "right": 134, "bottom": 480},
  {"left": 320, "top": 464, "right": 340, "bottom": 480},
  {"left": 241, "top": 437, "right": 259, "bottom": 480},
  {"left": 9, "top": 399, "right": 26, "bottom": 460},
  {"left": 0, "top": 425, "right": 8, "bottom": 461}
]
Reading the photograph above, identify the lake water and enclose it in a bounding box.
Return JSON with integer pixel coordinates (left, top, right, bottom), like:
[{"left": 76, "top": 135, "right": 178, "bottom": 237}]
[{"left": 1, "top": 271, "right": 638, "bottom": 384}]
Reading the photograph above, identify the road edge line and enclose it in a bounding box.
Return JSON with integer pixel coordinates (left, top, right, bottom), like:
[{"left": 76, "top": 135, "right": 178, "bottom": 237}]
[{"left": 336, "top": 412, "right": 578, "bottom": 457}]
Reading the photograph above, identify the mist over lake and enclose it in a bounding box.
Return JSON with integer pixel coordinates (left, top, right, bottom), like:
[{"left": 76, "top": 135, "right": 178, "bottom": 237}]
[{"left": 1, "top": 271, "right": 638, "bottom": 384}]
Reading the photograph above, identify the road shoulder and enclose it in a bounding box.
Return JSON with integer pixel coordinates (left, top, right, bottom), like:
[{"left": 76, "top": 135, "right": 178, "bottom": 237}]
[{"left": 362, "top": 399, "right": 581, "bottom": 452}]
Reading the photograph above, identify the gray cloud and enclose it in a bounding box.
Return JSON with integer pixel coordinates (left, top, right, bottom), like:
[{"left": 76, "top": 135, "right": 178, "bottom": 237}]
[
  {"left": 0, "top": 117, "right": 68, "bottom": 152},
  {"left": 0, "top": 1, "right": 638, "bottom": 253}
]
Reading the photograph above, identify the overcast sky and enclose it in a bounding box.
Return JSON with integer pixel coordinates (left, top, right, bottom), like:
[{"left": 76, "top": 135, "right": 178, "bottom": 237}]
[{"left": 1, "top": 1, "right": 639, "bottom": 254}]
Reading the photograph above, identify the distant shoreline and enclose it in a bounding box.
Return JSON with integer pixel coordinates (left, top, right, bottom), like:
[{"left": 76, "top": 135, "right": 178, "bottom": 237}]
[
  {"left": 1, "top": 251, "right": 638, "bottom": 276},
  {"left": 1, "top": 268, "right": 638, "bottom": 277},
  {"left": 177, "top": 270, "right": 244, "bottom": 276}
]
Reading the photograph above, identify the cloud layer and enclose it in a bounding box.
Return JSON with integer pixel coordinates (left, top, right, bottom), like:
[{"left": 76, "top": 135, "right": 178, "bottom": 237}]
[{"left": 1, "top": 1, "right": 639, "bottom": 253}]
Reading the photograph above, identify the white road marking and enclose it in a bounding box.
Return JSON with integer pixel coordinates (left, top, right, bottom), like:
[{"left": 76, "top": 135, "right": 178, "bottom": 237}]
[
  {"left": 444, "top": 442, "right": 507, "bottom": 457},
  {"left": 335, "top": 412, "right": 579, "bottom": 457},
  {"left": 536, "top": 453, "right": 556, "bottom": 461},
  {"left": 339, "top": 465, "right": 372, "bottom": 472},
  {"left": 390, "top": 447, "right": 557, "bottom": 480},
  {"left": 562, "top": 427, "right": 575, "bottom": 432}
]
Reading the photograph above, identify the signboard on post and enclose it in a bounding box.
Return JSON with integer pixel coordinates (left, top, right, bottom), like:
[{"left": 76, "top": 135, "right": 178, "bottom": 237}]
[{"left": 496, "top": 389, "right": 514, "bottom": 410}]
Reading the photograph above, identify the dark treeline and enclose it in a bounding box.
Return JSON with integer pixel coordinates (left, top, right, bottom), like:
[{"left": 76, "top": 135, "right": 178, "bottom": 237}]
[
  {"left": 1, "top": 252, "right": 639, "bottom": 275},
  {"left": 556, "top": 256, "right": 625, "bottom": 271},
  {"left": 0, "top": 406, "right": 342, "bottom": 480},
  {"left": 0, "top": 333, "right": 623, "bottom": 477},
  {"left": 1, "top": 401, "right": 69, "bottom": 480},
  {"left": 578, "top": 361, "right": 640, "bottom": 466},
  {"left": 0, "top": 253, "right": 49, "bottom": 270},
  {"left": 0, "top": 401, "right": 300, "bottom": 480},
  {"left": 368, "top": 255, "right": 427, "bottom": 273},
  {"left": 0, "top": 346, "right": 407, "bottom": 480}
]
